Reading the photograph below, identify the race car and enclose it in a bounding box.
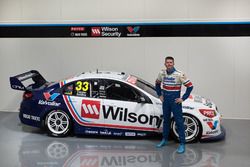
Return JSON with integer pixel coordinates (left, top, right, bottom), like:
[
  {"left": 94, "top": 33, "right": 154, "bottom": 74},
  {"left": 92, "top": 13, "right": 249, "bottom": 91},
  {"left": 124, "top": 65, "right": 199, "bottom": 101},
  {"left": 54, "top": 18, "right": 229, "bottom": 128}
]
[{"left": 10, "top": 70, "right": 225, "bottom": 142}]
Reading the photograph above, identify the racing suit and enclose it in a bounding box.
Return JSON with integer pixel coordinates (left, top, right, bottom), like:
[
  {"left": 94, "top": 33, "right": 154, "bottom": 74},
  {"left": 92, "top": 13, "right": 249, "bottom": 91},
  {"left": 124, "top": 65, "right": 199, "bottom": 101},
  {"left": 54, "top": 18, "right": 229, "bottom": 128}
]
[{"left": 156, "top": 67, "right": 193, "bottom": 144}]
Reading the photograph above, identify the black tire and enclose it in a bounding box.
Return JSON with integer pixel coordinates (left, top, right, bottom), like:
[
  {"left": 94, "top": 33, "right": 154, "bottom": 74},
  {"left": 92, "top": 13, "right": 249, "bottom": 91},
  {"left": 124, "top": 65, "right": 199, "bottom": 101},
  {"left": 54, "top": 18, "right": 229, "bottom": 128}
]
[
  {"left": 171, "top": 114, "right": 202, "bottom": 143},
  {"left": 45, "top": 110, "right": 71, "bottom": 137}
]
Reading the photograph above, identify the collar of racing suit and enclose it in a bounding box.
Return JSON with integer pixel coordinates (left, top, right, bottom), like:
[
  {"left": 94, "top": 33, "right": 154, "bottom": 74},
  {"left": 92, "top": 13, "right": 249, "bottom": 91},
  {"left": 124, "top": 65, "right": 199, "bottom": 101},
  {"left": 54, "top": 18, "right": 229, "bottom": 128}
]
[{"left": 166, "top": 67, "right": 176, "bottom": 75}]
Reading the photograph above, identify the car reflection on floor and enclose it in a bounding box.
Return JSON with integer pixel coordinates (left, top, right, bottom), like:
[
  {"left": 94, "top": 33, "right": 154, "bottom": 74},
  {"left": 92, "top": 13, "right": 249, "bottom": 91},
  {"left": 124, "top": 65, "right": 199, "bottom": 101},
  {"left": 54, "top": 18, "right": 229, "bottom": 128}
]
[{"left": 19, "top": 136, "right": 223, "bottom": 167}]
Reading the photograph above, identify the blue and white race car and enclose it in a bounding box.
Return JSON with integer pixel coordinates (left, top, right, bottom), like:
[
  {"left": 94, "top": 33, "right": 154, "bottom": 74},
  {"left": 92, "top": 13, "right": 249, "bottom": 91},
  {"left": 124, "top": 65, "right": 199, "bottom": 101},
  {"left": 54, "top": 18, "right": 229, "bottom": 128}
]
[{"left": 10, "top": 70, "right": 225, "bottom": 142}]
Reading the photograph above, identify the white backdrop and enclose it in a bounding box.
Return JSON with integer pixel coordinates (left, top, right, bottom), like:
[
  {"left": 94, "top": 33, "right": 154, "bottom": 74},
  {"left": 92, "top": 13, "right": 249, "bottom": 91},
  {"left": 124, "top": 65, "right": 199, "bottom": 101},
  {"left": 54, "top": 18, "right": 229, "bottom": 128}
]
[
  {"left": 0, "top": 37, "right": 250, "bottom": 119},
  {"left": 1, "top": 0, "right": 250, "bottom": 119}
]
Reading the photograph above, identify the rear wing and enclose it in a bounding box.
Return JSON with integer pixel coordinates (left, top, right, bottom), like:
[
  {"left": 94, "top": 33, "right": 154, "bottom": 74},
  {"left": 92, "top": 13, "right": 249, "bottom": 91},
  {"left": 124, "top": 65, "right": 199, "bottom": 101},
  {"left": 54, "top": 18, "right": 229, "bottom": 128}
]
[{"left": 10, "top": 70, "right": 47, "bottom": 91}]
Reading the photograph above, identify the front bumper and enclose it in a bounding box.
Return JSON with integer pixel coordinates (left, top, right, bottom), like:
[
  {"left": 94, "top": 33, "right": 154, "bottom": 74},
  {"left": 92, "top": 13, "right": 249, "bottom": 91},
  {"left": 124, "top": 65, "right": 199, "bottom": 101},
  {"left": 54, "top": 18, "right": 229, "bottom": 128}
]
[{"left": 200, "top": 125, "right": 226, "bottom": 142}]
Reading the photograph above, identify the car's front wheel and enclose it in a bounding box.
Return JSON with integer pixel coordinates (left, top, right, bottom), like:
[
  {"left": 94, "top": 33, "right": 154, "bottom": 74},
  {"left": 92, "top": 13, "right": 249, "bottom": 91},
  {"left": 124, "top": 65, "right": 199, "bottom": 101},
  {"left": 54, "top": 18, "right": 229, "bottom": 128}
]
[
  {"left": 171, "top": 114, "right": 202, "bottom": 143},
  {"left": 45, "top": 110, "right": 71, "bottom": 137}
]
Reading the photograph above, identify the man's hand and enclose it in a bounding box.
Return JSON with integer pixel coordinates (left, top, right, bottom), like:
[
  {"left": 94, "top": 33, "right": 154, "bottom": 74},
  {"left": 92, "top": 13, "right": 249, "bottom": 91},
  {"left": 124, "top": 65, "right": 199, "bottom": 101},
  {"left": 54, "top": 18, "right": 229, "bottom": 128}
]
[
  {"left": 159, "top": 95, "right": 164, "bottom": 102},
  {"left": 175, "top": 98, "right": 183, "bottom": 104}
]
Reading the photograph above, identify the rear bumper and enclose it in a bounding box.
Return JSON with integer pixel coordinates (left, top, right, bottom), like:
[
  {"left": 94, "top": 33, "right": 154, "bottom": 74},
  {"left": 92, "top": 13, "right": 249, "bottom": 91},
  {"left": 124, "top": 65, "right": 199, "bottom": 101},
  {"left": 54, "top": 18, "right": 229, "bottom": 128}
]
[
  {"left": 200, "top": 125, "right": 226, "bottom": 142},
  {"left": 19, "top": 100, "right": 43, "bottom": 128}
]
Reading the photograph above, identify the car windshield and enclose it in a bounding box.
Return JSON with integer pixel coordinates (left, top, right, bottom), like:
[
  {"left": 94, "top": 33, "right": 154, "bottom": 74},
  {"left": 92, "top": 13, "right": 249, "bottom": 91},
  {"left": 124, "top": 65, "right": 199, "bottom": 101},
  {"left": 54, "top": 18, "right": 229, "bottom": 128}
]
[{"left": 132, "top": 76, "right": 158, "bottom": 98}]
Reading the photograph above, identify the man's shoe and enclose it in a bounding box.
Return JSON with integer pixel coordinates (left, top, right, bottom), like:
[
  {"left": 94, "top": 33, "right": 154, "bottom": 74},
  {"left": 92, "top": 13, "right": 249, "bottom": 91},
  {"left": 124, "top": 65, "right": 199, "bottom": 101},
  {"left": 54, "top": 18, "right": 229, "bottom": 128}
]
[
  {"left": 156, "top": 139, "right": 167, "bottom": 148},
  {"left": 177, "top": 144, "right": 185, "bottom": 154}
]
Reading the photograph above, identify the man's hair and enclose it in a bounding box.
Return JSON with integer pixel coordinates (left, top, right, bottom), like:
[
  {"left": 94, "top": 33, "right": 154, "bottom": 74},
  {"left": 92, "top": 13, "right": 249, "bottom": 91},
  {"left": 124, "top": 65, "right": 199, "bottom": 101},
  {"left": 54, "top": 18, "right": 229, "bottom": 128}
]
[{"left": 165, "top": 56, "right": 174, "bottom": 62}]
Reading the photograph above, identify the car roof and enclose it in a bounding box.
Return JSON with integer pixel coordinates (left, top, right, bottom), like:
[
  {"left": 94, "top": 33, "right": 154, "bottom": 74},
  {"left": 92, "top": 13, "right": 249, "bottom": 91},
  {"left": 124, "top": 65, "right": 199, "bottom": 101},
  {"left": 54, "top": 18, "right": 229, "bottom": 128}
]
[{"left": 64, "top": 71, "right": 130, "bottom": 83}]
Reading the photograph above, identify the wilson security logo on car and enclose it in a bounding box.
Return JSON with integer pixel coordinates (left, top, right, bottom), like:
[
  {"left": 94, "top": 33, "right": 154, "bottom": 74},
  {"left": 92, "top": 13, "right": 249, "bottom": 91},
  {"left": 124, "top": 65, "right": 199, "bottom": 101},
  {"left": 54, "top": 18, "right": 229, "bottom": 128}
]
[
  {"left": 102, "top": 105, "right": 163, "bottom": 128},
  {"left": 79, "top": 99, "right": 162, "bottom": 128},
  {"left": 81, "top": 99, "right": 101, "bottom": 119}
]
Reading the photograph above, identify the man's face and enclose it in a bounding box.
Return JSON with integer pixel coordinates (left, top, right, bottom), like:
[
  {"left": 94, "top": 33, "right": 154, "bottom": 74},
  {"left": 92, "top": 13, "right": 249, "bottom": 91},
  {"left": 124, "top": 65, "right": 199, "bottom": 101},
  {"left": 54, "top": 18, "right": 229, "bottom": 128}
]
[{"left": 165, "top": 59, "right": 174, "bottom": 70}]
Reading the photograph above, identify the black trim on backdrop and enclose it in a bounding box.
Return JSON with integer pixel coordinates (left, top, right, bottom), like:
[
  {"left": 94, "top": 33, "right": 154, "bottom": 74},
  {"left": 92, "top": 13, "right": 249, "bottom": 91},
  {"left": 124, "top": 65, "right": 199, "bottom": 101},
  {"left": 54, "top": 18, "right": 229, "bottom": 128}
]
[{"left": 1, "top": 23, "right": 250, "bottom": 37}]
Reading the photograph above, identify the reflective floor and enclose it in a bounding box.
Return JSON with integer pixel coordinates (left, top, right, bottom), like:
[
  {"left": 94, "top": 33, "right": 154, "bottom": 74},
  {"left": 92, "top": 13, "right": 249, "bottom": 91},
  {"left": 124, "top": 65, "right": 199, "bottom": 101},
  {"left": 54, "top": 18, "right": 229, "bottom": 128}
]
[{"left": 0, "top": 112, "right": 250, "bottom": 167}]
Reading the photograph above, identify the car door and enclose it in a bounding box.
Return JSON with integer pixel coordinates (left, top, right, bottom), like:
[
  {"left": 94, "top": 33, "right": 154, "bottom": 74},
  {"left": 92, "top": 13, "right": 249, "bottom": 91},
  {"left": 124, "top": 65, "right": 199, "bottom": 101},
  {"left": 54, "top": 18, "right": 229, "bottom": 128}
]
[
  {"left": 100, "top": 79, "right": 160, "bottom": 134},
  {"left": 61, "top": 79, "right": 104, "bottom": 127}
]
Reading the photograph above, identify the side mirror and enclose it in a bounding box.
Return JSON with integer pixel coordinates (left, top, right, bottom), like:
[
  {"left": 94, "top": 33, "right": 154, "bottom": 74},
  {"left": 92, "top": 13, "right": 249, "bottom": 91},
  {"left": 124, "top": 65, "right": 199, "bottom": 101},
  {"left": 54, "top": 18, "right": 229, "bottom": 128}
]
[{"left": 138, "top": 96, "right": 146, "bottom": 103}]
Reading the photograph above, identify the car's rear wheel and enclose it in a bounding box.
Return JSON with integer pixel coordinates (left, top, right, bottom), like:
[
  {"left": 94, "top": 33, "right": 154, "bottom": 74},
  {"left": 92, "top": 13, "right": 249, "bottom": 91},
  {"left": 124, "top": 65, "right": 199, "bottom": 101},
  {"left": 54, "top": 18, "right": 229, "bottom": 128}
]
[
  {"left": 171, "top": 114, "right": 202, "bottom": 143},
  {"left": 45, "top": 110, "right": 71, "bottom": 137}
]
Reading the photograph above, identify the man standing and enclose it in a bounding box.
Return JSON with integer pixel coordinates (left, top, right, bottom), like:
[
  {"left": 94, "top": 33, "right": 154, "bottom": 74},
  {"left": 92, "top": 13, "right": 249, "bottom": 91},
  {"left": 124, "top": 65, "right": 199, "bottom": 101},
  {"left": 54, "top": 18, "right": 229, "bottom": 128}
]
[{"left": 155, "top": 56, "right": 193, "bottom": 154}]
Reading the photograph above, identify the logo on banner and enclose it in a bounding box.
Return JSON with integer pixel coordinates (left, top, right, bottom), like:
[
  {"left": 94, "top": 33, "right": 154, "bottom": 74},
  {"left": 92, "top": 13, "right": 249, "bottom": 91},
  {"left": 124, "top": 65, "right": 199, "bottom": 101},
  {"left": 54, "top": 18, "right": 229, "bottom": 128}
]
[
  {"left": 81, "top": 100, "right": 101, "bottom": 119},
  {"left": 70, "top": 27, "right": 85, "bottom": 31},
  {"left": 91, "top": 27, "right": 121, "bottom": 37},
  {"left": 127, "top": 26, "right": 140, "bottom": 33},
  {"left": 127, "top": 26, "right": 140, "bottom": 37},
  {"left": 91, "top": 27, "right": 101, "bottom": 36},
  {"left": 207, "top": 121, "right": 218, "bottom": 130},
  {"left": 70, "top": 27, "right": 88, "bottom": 37}
]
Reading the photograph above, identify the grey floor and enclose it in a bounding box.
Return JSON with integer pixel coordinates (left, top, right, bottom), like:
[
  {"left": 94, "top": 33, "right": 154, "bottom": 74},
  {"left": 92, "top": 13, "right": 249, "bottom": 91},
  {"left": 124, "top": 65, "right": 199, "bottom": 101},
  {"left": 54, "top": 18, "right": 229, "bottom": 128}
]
[{"left": 0, "top": 112, "right": 250, "bottom": 167}]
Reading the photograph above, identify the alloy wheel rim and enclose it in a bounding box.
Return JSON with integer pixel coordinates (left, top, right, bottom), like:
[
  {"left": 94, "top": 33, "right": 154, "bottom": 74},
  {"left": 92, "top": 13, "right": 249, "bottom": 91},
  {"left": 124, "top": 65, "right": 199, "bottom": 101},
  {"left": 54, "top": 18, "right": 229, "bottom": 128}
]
[
  {"left": 47, "top": 111, "right": 69, "bottom": 134},
  {"left": 173, "top": 115, "right": 198, "bottom": 140}
]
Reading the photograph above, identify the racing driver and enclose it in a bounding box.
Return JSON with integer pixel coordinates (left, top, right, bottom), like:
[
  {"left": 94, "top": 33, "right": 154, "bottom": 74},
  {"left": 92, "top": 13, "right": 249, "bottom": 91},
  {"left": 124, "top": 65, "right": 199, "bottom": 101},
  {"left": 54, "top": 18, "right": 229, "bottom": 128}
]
[{"left": 155, "top": 56, "right": 193, "bottom": 154}]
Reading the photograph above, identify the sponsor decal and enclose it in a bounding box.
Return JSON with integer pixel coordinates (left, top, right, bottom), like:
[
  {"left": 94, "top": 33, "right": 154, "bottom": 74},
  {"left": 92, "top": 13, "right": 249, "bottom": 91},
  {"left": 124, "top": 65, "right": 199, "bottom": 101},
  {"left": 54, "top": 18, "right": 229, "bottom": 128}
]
[
  {"left": 125, "top": 132, "right": 136, "bottom": 136},
  {"left": 91, "top": 27, "right": 121, "bottom": 37},
  {"left": 165, "top": 77, "right": 175, "bottom": 81},
  {"left": 91, "top": 27, "right": 101, "bottom": 36},
  {"left": 207, "top": 121, "right": 218, "bottom": 130},
  {"left": 163, "top": 77, "right": 176, "bottom": 84},
  {"left": 206, "top": 130, "right": 219, "bottom": 135},
  {"left": 127, "top": 76, "right": 137, "bottom": 85},
  {"left": 203, "top": 118, "right": 213, "bottom": 122},
  {"left": 182, "top": 106, "right": 194, "bottom": 110},
  {"left": 11, "top": 85, "right": 25, "bottom": 90},
  {"left": 38, "top": 100, "right": 61, "bottom": 106},
  {"left": 113, "top": 132, "right": 123, "bottom": 136},
  {"left": 23, "top": 114, "right": 40, "bottom": 121},
  {"left": 102, "top": 106, "right": 163, "bottom": 128},
  {"left": 70, "top": 27, "right": 88, "bottom": 37},
  {"left": 81, "top": 99, "right": 101, "bottom": 119},
  {"left": 18, "top": 73, "right": 34, "bottom": 81},
  {"left": 85, "top": 130, "right": 99, "bottom": 135},
  {"left": 199, "top": 109, "right": 216, "bottom": 118},
  {"left": 127, "top": 26, "right": 140, "bottom": 36},
  {"left": 137, "top": 133, "right": 147, "bottom": 137},
  {"left": 100, "top": 129, "right": 112, "bottom": 136},
  {"left": 43, "top": 92, "right": 60, "bottom": 101},
  {"left": 204, "top": 99, "right": 213, "bottom": 108},
  {"left": 194, "top": 96, "right": 203, "bottom": 103}
]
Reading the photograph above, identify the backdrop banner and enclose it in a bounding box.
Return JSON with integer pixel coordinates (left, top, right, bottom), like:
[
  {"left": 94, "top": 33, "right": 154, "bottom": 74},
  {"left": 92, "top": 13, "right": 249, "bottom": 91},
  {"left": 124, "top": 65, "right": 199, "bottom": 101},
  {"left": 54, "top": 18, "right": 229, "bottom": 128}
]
[{"left": 1, "top": 23, "right": 250, "bottom": 37}]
